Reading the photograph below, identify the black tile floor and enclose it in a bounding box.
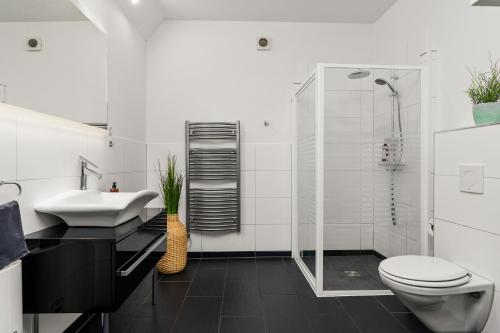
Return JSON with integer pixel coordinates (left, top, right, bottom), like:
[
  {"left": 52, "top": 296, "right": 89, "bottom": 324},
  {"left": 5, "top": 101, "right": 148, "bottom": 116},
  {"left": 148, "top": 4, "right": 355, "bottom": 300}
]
[
  {"left": 304, "top": 255, "right": 386, "bottom": 290},
  {"left": 78, "top": 257, "right": 431, "bottom": 333}
]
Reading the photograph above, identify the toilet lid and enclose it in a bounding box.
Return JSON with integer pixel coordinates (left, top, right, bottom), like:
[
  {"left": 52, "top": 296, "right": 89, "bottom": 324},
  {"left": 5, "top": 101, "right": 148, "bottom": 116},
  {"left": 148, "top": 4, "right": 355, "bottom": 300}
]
[{"left": 379, "top": 256, "right": 469, "bottom": 283}]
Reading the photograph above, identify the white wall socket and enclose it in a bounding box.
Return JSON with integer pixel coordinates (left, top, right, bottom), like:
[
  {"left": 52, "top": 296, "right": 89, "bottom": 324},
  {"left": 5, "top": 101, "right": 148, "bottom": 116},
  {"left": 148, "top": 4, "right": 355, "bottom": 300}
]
[{"left": 459, "top": 164, "right": 484, "bottom": 194}]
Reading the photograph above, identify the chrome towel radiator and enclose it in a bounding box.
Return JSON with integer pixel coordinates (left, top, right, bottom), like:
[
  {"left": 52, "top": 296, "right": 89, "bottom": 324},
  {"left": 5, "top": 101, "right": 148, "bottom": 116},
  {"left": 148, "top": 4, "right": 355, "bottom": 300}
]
[{"left": 185, "top": 121, "right": 241, "bottom": 233}]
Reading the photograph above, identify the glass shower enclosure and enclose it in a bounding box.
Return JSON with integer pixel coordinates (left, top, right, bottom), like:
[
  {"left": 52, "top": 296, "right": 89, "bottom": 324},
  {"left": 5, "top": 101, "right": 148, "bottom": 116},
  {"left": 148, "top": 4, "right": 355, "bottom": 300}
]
[{"left": 293, "top": 64, "right": 426, "bottom": 297}]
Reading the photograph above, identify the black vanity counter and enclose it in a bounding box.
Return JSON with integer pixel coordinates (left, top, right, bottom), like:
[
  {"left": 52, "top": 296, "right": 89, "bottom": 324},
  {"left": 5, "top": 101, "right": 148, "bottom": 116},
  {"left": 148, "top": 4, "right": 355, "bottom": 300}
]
[
  {"left": 22, "top": 208, "right": 167, "bottom": 315},
  {"left": 24, "top": 208, "right": 163, "bottom": 242}
]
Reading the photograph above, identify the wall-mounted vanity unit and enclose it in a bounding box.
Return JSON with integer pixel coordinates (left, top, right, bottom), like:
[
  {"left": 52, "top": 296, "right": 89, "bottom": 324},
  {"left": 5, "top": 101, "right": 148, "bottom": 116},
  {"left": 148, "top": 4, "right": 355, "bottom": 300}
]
[{"left": 22, "top": 209, "right": 166, "bottom": 333}]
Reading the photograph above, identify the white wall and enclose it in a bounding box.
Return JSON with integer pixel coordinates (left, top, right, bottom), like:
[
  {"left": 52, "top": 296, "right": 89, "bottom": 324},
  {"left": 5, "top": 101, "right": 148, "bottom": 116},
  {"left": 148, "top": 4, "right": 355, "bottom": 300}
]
[
  {"left": 146, "top": 20, "right": 375, "bottom": 144},
  {"left": 373, "top": 0, "right": 500, "bottom": 257},
  {"left": 434, "top": 124, "right": 500, "bottom": 332},
  {"left": 296, "top": 66, "right": 421, "bottom": 255},
  {"left": 145, "top": 20, "right": 375, "bottom": 252},
  {"left": 0, "top": 2, "right": 148, "bottom": 332},
  {"left": 373, "top": 0, "right": 500, "bottom": 132},
  {"left": 72, "top": 0, "right": 146, "bottom": 142},
  {"left": 0, "top": 104, "right": 147, "bottom": 333},
  {"left": 0, "top": 21, "right": 107, "bottom": 124},
  {"left": 372, "top": 68, "right": 421, "bottom": 257},
  {"left": 323, "top": 68, "right": 376, "bottom": 251}
]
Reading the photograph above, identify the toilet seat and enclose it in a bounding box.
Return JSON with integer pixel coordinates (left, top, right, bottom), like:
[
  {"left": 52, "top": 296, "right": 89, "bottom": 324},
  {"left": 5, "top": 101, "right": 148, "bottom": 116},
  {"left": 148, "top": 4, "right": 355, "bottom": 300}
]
[{"left": 379, "top": 255, "right": 471, "bottom": 288}]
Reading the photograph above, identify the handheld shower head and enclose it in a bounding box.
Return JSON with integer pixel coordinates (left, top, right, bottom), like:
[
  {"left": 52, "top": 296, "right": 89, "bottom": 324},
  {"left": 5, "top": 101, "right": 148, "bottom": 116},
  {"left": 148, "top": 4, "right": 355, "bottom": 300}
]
[{"left": 375, "top": 78, "right": 398, "bottom": 95}]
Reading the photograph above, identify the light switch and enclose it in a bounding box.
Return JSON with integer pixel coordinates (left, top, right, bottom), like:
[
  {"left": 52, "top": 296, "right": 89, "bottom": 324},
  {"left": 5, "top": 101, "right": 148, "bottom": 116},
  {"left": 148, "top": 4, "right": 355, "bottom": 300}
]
[{"left": 459, "top": 164, "right": 484, "bottom": 194}]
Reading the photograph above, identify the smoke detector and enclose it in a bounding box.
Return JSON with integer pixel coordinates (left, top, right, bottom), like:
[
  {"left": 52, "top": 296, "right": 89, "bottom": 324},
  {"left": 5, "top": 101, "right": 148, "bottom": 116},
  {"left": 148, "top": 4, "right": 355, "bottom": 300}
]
[
  {"left": 25, "top": 37, "right": 42, "bottom": 51},
  {"left": 256, "top": 37, "right": 271, "bottom": 51}
]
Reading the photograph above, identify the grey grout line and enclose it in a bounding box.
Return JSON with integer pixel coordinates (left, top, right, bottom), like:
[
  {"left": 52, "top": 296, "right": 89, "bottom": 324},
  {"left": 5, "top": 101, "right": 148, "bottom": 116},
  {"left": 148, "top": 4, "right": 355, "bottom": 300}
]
[
  {"left": 217, "top": 263, "right": 228, "bottom": 333},
  {"left": 335, "top": 298, "right": 363, "bottom": 333},
  {"left": 168, "top": 260, "right": 200, "bottom": 333},
  {"left": 375, "top": 297, "right": 412, "bottom": 333},
  {"left": 107, "top": 257, "right": 419, "bottom": 333}
]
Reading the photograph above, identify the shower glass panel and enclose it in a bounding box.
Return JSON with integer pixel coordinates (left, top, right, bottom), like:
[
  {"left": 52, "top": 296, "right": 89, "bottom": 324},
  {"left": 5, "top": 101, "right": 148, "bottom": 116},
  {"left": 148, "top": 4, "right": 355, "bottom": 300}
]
[
  {"left": 295, "top": 75, "right": 317, "bottom": 279},
  {"left": 293, "top": 64, "right": 423, "bottom": 297}
]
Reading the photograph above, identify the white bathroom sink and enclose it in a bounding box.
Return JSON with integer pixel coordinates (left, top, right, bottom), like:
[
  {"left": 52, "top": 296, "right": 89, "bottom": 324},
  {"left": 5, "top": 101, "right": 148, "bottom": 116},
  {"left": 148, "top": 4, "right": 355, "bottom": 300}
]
[{"left": 35, "top": 190, "right": 159, "bottom": 227}]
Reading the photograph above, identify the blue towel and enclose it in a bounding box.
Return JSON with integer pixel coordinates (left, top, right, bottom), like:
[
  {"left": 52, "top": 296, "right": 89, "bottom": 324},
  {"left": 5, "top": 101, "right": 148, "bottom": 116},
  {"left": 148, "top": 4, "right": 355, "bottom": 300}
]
[{"left": 0, "top": 201, "right": 29, "bottom": 270}]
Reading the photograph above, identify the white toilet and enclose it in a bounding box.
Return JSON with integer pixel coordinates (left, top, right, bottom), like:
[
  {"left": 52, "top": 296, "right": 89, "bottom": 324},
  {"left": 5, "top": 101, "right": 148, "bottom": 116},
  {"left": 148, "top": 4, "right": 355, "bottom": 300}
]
[{"left": 379, "top": 256, "right": 494, "bottom": 333}]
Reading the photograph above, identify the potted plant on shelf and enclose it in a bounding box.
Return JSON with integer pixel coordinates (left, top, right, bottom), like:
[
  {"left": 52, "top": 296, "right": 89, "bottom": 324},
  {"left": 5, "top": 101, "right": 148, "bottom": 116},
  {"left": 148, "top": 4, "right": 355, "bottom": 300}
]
[
  {"left": 155, "top": 155, "right": 187, "bottom": 274},
  {"left": 467, "top": 58, "right": 500, "bottom": 125}
]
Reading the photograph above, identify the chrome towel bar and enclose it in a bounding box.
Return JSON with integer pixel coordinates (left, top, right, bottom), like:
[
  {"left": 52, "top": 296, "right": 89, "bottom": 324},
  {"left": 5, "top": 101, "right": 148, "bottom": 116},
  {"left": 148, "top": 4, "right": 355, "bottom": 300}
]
[
  {"left": 0, "top": 181, "right": 22, "bottom": 201},
  {"left": 185, "top": 121, "right": 241, "bottom": 234}
]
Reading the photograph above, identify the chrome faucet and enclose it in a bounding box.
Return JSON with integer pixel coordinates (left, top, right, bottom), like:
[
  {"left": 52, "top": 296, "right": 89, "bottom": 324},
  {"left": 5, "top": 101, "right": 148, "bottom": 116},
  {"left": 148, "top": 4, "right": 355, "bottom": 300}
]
[{"left": 79, "top": 156, "right": 102, "bottom": 190}]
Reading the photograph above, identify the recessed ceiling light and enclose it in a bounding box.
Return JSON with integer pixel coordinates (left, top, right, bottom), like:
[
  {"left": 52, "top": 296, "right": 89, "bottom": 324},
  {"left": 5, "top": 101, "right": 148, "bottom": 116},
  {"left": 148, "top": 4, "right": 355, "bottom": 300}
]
[{"left": 131, "top": 0, "right": 140, "bottom": 4}]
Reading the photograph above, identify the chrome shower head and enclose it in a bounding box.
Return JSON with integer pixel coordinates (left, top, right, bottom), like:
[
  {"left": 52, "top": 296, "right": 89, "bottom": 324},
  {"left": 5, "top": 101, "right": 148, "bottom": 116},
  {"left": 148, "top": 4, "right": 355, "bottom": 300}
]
[
  {"left": 375, "top": 78, "right": 398, "bottom": 95},
  {"left": 348, "top": 69, "right": 371, "bottom": 80}
]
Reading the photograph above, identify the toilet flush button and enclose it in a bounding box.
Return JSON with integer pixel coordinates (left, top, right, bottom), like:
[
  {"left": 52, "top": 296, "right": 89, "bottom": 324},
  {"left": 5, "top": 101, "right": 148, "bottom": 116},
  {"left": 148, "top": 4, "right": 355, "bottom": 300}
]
[{"left": 459, "top": 164, "right": 484, "bottom": 194}]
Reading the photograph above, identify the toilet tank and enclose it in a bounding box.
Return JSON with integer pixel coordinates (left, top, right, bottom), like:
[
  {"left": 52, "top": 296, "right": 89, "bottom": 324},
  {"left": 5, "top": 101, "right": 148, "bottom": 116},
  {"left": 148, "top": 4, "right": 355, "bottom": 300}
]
[{"left": 0, "top": 260, "right": 23, "bottom": 333}]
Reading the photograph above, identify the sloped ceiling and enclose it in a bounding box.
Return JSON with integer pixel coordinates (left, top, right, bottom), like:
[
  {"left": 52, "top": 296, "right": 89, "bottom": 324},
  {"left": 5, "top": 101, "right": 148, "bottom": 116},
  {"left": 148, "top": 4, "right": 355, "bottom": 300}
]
[
  {"left": 0, "top": 0, "right": 87, "bottom": 22},
  {"left": 113, "top": 0, "right": 165, "bottom": 39},
  {"left": 112, "top": 0, "right": 398, "bottom": 39},
  {"left": 157, "top": 0, "right": 398, "bottom": 23}
]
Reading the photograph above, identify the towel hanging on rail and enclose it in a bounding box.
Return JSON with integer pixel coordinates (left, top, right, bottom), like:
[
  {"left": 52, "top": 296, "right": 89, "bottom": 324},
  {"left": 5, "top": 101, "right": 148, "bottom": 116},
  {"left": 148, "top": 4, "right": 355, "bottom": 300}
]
[{"left": 0, "top": 201, "right": 28, "bottom": 270}]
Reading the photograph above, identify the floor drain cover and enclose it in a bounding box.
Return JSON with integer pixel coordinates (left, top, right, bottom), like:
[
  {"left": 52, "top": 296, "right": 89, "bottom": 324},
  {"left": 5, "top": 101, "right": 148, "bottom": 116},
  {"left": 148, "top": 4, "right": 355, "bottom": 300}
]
[{"left": 344, "top": 271, "right": 362, "bottom": 277}]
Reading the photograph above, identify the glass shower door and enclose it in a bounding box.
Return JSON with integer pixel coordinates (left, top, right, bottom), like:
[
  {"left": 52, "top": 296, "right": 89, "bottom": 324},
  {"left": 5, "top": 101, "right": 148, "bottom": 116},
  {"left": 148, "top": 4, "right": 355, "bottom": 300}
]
[{"left": 296, "top": 76, "right": 317, "bottom": 279}]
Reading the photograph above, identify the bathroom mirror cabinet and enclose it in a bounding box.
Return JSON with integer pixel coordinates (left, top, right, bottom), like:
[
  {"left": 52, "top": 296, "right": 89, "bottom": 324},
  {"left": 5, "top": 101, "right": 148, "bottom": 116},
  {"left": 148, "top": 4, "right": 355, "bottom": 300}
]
[{"left": 0, "top": 0, "right": 108, "bottom": 126}]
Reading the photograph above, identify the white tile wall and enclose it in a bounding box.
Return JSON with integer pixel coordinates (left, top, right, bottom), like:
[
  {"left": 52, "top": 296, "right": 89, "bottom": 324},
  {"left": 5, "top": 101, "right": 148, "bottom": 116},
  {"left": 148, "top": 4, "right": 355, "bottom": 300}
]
[
  {"left": 255, "top": 171, "right": 291, "bottom": 198},
  {"left": 0, "top": 117, "right": 17, "bottom": 181},
  {"left": 324, "top": 91, "right": 361, "bottom": 118},
  {"left": 325, "top": 118, "right": 361, "bottom": 144},
  {"left": 17, "top": 120, "right": 87, "bottom": 179},
  {"left": 371, "top": 69, "right": 421, "bottom": 258},
  {"left": 435, "top": 219, "right": 500, "bottom": 288},
  {"left": 0, "top": 104, "right": 147, "bottom": 235},
  {"left": 324, "top": 224, "right": 361, "bottom": 250},
  {"left": 146, "top": 141, "right": 293, "bottom": 252},
  {"left": 256, "top": 224, "right": 291, "bottom": 251},
  {"left": 435, "top": 125, "right": 500, "bottom": 331},
  {"left": 256, "top": 198, "right": 291, "bottom": 225},
  {"left": 435, "top": 125, "right": 500, "bottom": 177},
  {"left": 255, "top": 143, "right": 291, "bottom": 171},
  {"left": 361, "top": 224, "right": 374, "bottom": 249},
  {"left": 241, "top": 197, "right": 256, "bottom": 225},
  {"left": 202, "top": 225, "right": 256, "bottom": 252},
  {"left": 241, "top": 171, "right": 256, "bottom": 198},
  {"left": 325, "top": 144, "right": 362, "bottom": 170},
  {"left": 323, "top": 84, "right": 378, "bottom": 252},
  {"left": 435, "top": 176, "right": 500, "bottom": 235},
  {"left": 324, "top": 68, "right": 365, "bottom": 92},
  {"left": 241, "top": 143, "right": 256, "bottom": 171},
  {"left": 147, "top": 142, "right": 185, "bottom": 171}
]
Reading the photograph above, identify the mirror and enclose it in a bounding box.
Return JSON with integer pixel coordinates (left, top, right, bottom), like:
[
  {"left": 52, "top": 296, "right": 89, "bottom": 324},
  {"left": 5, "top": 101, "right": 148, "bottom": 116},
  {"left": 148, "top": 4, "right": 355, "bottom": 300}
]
[{"left": 0, "top": 0, "right": 108, "bottom": 126}]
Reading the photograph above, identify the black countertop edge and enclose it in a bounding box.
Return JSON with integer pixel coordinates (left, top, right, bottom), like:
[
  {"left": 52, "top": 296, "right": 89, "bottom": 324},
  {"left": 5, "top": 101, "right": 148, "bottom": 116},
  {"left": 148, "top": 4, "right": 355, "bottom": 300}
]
[{"left": 25, "top": 208, "right": 165, "bottom": 242}]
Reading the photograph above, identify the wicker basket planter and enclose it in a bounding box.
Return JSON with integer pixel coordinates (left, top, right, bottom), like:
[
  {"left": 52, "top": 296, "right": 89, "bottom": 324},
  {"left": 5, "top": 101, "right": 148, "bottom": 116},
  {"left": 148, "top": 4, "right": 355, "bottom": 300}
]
[{"left": 156, "top": 214, "right": 187, "bottom": 274}]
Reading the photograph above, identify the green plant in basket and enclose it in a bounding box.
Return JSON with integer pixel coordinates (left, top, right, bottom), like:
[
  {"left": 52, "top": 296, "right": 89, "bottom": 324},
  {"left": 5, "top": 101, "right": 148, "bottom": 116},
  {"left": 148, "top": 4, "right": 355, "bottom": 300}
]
[
  {"left": 156, "top": 155, "right": 184, "bottom": 214},
  {"left": 155, "top": 154, "right": 187, "bottom": 275}
]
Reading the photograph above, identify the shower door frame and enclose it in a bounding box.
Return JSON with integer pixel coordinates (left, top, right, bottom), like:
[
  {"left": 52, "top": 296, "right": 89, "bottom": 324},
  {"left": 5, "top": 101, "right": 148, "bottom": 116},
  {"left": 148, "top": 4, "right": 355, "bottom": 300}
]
[{"left": 292, "top": 63, "right": 429, "bottom": 297}]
